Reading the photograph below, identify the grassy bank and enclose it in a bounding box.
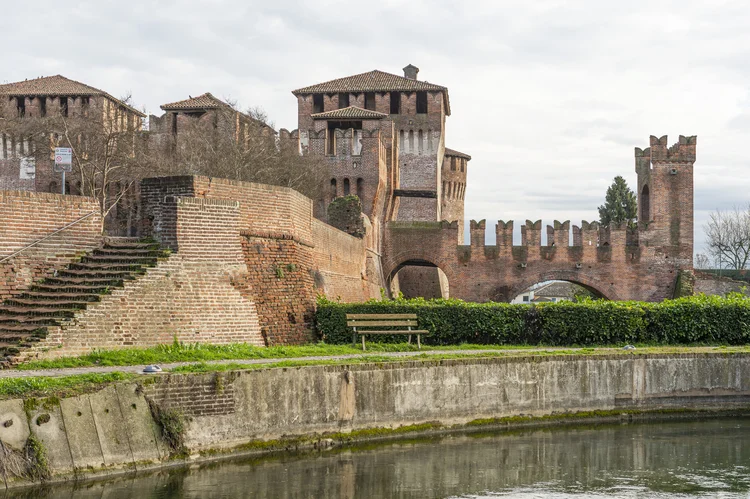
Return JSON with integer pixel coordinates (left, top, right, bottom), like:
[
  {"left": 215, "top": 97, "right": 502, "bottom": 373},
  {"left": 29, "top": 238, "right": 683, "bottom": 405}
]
[
  {"left": 17, "top": 343, "right": 750, "bottom": 372},
  {"left": 17, "top": 342, "right": 539, "bottom": 370}
]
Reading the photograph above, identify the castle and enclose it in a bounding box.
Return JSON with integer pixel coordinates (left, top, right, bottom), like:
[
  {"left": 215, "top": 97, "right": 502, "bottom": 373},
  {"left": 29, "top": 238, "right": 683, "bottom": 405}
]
[{"left": 0, "top": 66, "right": 719, "bottom": 361}]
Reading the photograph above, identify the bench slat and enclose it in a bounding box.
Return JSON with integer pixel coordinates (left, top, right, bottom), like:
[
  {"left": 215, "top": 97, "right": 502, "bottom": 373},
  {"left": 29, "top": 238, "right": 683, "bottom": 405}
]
[
  {"left": 347, "top": 320, "right": 417, "bottom": 327},
  {"left": 346, "top": 314, "right": 417, "bottom": 320},
  {"left": 358, "top": 330, "right": 430, "bottom": 335}
]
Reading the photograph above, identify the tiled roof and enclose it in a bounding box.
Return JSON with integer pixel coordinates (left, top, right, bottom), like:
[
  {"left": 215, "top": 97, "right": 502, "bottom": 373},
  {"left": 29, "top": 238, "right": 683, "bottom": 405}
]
[
  {"left": 160, "top": 92, "right": 227, "bottom": 111},
  {"left": 0, "top": 75, "right": 145, "bottom": 117},
  {"left": 160, "top": 93, "right": 275, "bottom": 131},
  {"left": 293, "top": 70, "right": 451, "bottom": 115},
  {"left": 444, "top": 148, "right": 472, "bottom": 160},
  {"left": 311, "top": 106, "right": 388, "bottom": 120}
]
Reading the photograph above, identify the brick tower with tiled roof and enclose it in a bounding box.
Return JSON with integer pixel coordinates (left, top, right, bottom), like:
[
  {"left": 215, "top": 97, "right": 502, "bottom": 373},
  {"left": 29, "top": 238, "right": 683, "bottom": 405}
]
[
  {"left": 291, "top": 65, "right": 470, "bottom": 299},
  {"left": 291, "top": 65, "right": 466, "bottom": 229},
  {"left": 0, "top": 75, "right": 145, "bottom": 195}
]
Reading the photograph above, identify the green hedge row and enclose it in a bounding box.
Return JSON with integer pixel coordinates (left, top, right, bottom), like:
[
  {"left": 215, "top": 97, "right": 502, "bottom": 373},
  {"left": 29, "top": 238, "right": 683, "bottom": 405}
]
[{"left": 315, "top": 294, "right": 750, "bottom": 346}]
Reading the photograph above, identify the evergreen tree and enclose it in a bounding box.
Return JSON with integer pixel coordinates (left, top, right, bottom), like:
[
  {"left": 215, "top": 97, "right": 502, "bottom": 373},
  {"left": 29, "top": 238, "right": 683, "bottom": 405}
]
[{"left": 597, "top": 176, "right": 637, "bottom": 226}]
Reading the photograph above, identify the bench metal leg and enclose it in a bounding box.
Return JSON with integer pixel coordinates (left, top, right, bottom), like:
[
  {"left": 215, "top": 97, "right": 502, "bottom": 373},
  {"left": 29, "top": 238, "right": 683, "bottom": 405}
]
[
  {"left": 362, "top": 335, "right": 366, "bottom": 351},
  {"left": 417, "top": 334, "right": 421, "bottom": 349},
  {"left": 408, "top": 335, "right": 412, "bottom": 344}
]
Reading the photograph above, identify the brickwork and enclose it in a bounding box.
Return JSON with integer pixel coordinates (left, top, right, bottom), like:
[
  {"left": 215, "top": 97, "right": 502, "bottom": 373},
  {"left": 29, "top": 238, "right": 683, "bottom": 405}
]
[
  {"left": 143, "top": 372, "right": 237, "bottom": 417},
  {"left": 311, "top": 219, "right": 380, "bottom": 301},
  {"left": 0, "top": 190, "right": 102, "bottom": 300},
  {"left": 381, "top": 136, "right": 697, "bottom": 303}
]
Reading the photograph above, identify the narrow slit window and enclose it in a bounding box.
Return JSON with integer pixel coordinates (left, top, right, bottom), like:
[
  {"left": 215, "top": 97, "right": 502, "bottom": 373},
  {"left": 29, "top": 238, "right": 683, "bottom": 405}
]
[
  {"left": 356, "top": 178, "right": 364, "bottom": 199},
  {"left": 39, "top": 97, "right": 46, "bottom": 117},
  {"left": 338, "top": 93, "right": 349, "bottom": 108},
  {"left": 16, "top": 97, "right": 25, "bottom": 117},
  {"left": 330, "top": 179, "right": 337, "bottom": 201},
  {"left": 343, "top": 178, "right": 351, "bottom": 196},
  {"left": 641, "top": 185, "right": 650, "bottom": 222}
]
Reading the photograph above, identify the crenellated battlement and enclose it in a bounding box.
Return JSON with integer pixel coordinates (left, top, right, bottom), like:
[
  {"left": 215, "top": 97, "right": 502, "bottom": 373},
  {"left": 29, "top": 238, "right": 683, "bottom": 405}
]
[{"left": 636, "top": 135, "right": 697, "bottom": 164}]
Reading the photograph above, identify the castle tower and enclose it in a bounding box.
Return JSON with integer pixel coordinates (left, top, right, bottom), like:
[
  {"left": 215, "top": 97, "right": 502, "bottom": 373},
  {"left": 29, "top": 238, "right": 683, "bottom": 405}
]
[
  {"left": 635, "top": 135, "right": 696, "bottom": 264},
  {"left": 441, "top": 148, "right": 470, "bottom": 243}
]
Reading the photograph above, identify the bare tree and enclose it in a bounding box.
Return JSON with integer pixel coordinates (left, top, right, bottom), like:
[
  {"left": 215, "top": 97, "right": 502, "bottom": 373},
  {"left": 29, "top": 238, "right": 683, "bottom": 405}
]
[
  {"left": 703, "top": 205, "right": 750, "bottom": 270},
  {"left": 159, "top": 104, "right": 328, "bottom": 201},
  {"left": 695, "top": 253, "right": 711, "bottom": 269},
  {"left": 0, "top": 95, "right": 161, "bottom": 233}
]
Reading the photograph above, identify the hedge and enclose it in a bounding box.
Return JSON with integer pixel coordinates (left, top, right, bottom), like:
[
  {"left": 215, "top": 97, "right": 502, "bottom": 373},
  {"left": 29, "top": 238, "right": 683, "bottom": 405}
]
[{"left": 315, "top": 294, "right": 750, "bottom": 346}]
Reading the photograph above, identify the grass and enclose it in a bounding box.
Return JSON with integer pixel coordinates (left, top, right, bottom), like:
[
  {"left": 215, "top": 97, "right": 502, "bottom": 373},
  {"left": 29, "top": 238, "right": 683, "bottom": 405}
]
[
  {"left": 15, "top": 341, "right": 750, "bottom": 371},
  {"left": 16, "top": 341, "right": 541, "bottom": 370},
  {"left": 0, "top": 372, "right": 134, "bottom": 399}
]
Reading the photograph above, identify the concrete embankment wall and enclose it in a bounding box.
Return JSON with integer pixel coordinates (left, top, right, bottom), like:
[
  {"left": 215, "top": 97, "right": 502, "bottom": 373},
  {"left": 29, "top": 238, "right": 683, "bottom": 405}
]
[{"left": 2, "top": 354, "right": 750, "bottom": 486}]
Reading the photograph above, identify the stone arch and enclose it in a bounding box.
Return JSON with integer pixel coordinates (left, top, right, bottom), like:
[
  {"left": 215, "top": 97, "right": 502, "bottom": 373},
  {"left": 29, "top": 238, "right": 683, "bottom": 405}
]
[{"left": 506, "top": 271, "right": 620, "bottom": 303}]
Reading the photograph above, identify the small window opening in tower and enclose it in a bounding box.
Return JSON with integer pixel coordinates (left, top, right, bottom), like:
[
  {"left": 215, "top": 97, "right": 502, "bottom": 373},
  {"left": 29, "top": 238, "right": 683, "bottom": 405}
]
[
  {"left": 450, "top": 157, "right": 456, "bottom": 171},
  {"left": 364, "top": 92, "right": 376, "bottom": 111},
  {"left": 313, "top": 94, "right": 324, "bottom": 113},
  {"left": 330, "top": 178, "right": 337, "bottom": 201},
  {"left": 326, "top": 129, "right": 335, "bottom": 155},
  {"left": 416, "top": 92, "right": 428, "bottom": 114},
  {"left": 81, "top": 96, "right": 89, "bottom": 116},
  {"left": 171, "top": 113, "right": 178, "bottom": 135},
  {"left": 338, "top": 93, "right": 349, "bottom": 109},
  {"left": 641, "top": 184, "right": 650, "bottom": 223},
  {"left": 356, "top": 178, "right": 364, "bottom": 199},
  {"left": 460, "top": 159, "right": 465, "bottom": 172},
  {"left": 343, "top": 178, "right": 351, "bottom": 196},
  {"left": 60, "top": 97, "right": 68, "bottom": 117},
  {"left": 16, "top": 97, "right": 25, "bottom": 117},
  {"left": 390, "top": 92, "right": 400, "bottom": 114},
  {"left": 39, "top": 97, "right": 46, "bottom": 117}
]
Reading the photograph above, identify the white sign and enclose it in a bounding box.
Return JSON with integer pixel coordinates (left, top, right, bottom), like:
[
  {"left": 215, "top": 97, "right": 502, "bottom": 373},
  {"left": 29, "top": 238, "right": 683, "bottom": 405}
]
[{"left": 54, "top": 147, "right": 72, "bottom": 173}]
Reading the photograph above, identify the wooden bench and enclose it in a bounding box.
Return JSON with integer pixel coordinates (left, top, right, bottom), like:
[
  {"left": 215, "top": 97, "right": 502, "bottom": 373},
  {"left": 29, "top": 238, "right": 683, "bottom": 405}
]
[{"left": 346, "top": 313, "right": 430, "bottom": 351}]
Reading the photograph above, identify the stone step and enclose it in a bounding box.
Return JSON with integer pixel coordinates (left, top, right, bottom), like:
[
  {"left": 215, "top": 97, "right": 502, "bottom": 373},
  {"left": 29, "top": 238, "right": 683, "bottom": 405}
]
[
  {"left": 57, "top": 269, "right": 140, "bottom": 278},
  {"left": 68, "top": 262, "right": 147, "bottom": 271},
  {"left": 32, "top": 284, "right": 112, "bottom": 293},
  {"left": 4, "top": 298, "right": 90, "bottom": 309},
  {"left": 0, "top": 315, "right": 66, "bottom": 324},
  {"left": 0, "top": 306, "right": 78, "bottom": 317},
  {"left": 43, "top": 277, "right": 126, "bottom": 286},
  {"left": 94, "top": 248, "right": 161, "bottom": 257},
  {"left": 0, "top": 324, "right": 48, "bottom": 334},
  {"left": 19, "top": 291, "right": 101, "bottom": 302},
  {"left": 83, "top": 254, "right": 159, "bottom": 263}
]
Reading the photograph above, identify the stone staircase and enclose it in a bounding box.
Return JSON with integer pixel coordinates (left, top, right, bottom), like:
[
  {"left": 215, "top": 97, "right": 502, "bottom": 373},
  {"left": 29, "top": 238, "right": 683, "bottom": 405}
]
[{"left": 0, "top": 238, "right": 169, "bottom": 366}]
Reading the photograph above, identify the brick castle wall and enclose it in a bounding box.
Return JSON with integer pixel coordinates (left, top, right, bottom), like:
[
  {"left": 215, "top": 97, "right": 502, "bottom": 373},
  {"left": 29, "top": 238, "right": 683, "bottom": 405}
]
[{"left": 0, "top": 190, "right": 102, "bottom": 300}]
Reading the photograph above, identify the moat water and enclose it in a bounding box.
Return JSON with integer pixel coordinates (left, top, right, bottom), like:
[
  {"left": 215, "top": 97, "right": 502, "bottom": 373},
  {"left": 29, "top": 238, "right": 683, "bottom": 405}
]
[{"left": 7, "top": 418, "right": 750, "bottom": 498}]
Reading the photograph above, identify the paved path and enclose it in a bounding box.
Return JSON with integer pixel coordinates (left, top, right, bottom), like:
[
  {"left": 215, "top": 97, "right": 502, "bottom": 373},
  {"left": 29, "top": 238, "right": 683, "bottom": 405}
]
[{"left": 0, "top": 347, "right": 600, "bottom": 379}]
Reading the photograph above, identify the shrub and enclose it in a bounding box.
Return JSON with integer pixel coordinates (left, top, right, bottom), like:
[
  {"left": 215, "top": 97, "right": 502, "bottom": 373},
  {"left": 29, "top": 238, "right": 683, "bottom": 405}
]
[{"left": 315, "top": 293, "right": 750, "bottom": 346}]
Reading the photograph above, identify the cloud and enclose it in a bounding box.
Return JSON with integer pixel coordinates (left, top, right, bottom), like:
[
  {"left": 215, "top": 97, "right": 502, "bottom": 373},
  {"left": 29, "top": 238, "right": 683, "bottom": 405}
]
[{"left": 2, "top": 0, "right": 749, "bottom": 255}]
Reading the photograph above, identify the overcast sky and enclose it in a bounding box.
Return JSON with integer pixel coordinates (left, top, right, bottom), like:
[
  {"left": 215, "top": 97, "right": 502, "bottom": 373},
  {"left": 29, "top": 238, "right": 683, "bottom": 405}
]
[{"left": 3, "top": 0, "right": 749, "bottom": 254}]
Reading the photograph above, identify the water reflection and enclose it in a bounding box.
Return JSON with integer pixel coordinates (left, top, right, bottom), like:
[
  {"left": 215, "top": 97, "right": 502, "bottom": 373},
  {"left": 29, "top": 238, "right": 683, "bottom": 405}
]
[{"left": 5, "top": 418, "right": 750, "bottom": 498}]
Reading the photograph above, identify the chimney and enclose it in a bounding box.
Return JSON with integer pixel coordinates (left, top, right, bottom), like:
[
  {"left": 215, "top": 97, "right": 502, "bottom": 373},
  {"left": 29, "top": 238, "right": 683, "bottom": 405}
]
[{"left": 403, "top": 64, "right": 419, "bottom": 80}]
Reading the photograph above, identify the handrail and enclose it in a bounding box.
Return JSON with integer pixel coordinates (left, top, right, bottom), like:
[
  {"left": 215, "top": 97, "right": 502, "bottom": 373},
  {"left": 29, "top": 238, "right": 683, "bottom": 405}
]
[{"left": 0, "top": 211, "right": 99, "bottom": 264}]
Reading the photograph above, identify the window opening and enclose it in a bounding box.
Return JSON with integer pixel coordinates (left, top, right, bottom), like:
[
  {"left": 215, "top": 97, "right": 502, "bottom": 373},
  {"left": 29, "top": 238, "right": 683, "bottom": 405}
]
[
  {"left": 364, "top": 92, "right": 376, "bottom": 111},
  {"left": 356, "top": 178, "right": 364, "bottom": 199},
  {"left": 343, "top": 178, "right": 350, "bottom": 196},
  {"left": 338, "top": 93, "right": 349, "bottom": 108},
  {"left": 416, "top": 91, "right": 428, "bottom": 114},
  {"left": 390, "top": 91, "right": 400, "bottom": 114},
  {"left": 313, "top": 94, "right": 324, "bottom": 113}
]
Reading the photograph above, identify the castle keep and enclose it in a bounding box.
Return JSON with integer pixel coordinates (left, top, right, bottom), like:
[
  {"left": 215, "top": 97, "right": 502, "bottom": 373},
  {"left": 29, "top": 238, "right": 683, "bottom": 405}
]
[{"left": 0, "top": 66, "right": 702, "bottom": 361}]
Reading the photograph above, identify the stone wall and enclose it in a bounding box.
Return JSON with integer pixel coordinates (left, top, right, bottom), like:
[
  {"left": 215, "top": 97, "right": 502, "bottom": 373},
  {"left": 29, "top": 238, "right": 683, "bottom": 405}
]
[
  {"left": 0, "top": 190, "right": 102, "bottom": 300},
  {"left": 3, "top": 352, "right": 748, "bottom": 488}
]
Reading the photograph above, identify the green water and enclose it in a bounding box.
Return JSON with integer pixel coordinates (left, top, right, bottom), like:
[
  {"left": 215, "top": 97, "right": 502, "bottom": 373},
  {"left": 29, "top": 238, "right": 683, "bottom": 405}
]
[{"left": 7, "top": 418, "right": 750, "bottom": 498}]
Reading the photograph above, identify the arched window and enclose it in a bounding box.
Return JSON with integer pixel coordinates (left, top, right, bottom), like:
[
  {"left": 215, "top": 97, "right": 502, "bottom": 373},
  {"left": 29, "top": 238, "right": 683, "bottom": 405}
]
[
  {"left": 641, "top": 184, "right": 650, "bottom": 222},
  {"left": 343, "top": 178, "right": 350, "bottom": 196},
  {"left": 356, "top": 178, "right": 364, "bottom": 199},
  {"left": 330, "top": 178, "right": 337, "bottom": 201}
]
